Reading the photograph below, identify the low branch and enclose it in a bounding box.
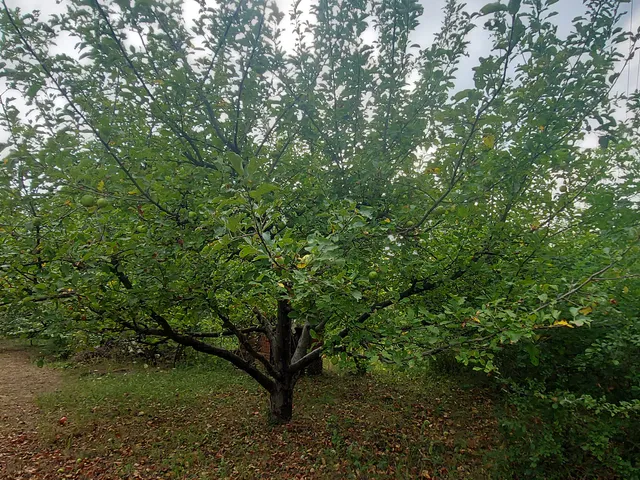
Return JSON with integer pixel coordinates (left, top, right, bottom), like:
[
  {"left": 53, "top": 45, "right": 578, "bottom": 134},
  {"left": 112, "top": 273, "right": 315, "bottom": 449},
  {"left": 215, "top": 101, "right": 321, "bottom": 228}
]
[
  {"left": 421, "top": 333, "right": 498, "bottom": 358},
  {"left": 125, "top": 315, "right": 276, "bottom": 391},
  {"left": 105, "top": 260, "right": 277, "bottom": 389},
  {"left": 0, "top": 290, "right": 76, "bottom": 308},
  {"left": 253, "top": 307, "right": 275, "bottom": 343},
  {"left": 533, "top": 244, "right": 636, "bottom": 314},
  {"left": 291, "top": 322, "right": 311, "bottom": 364},
  {"left": 289, "top": 345, "right": 323, "bottom": 374},
  {"left": 189, "top": 326, "right": 266, "bottom": 338},
  {"left": 215, "top": 308, "right": 281, "bottom": 380},
  {"left": 339, "top": 278, "right": 441, "bottom": 338}
]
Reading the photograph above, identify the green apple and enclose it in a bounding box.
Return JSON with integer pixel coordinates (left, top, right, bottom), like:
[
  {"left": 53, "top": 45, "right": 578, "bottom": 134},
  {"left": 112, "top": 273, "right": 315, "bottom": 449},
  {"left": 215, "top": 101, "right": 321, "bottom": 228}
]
[
  {"left": 433, "top": 206, "right": 447, "bottom": 216},
  {"left": 80, "top": 194, "right": 96, "bottom": 208}
]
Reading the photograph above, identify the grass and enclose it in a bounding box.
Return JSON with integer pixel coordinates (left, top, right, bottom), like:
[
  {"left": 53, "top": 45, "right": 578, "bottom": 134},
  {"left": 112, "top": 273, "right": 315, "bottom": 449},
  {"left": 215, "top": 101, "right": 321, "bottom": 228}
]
[{"left": 36, "top": 360, "right": 500, "bottom": 479}]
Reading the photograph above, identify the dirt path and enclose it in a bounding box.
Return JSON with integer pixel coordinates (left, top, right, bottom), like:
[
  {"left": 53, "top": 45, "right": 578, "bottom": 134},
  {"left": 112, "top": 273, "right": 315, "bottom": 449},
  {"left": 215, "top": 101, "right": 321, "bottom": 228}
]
[{"left": 0, "top": 342, "right": 61, "bottom": 479}]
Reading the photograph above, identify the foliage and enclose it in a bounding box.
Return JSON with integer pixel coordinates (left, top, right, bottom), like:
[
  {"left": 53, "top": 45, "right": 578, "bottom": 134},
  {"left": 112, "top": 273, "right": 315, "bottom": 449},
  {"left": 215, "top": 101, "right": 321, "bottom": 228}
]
[
  {"left": 492, "top": 276, "right": 640, "bottom": 478},
  {"left": 497, "top": 391, "right": 639, "bottom": 479},
  {"left": 1, "top": 0, "right": 639, "bottom": 422}
]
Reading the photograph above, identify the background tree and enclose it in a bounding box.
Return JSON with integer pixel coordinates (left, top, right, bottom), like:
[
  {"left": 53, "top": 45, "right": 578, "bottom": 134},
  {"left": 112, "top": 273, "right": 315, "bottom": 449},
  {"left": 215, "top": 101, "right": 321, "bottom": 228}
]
[{"left": 1, "top": 0, "right": 638, "bottom": 422}]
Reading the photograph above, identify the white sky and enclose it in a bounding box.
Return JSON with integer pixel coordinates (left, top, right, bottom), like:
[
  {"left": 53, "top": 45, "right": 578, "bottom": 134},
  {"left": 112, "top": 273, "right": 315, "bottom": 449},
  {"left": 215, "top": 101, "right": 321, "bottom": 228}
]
[{"left": 2, "top": 0, "right": 639, "bottom": 149}]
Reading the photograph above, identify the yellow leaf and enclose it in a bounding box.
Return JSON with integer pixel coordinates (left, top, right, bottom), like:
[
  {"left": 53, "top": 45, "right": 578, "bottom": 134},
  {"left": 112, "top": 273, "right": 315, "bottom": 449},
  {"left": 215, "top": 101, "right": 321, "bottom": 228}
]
[
  {"left": 296, "top": 262, "right": 308, "bottom": 269},
  {"left": 623, "top": 286, "right": 629, "bottom": 294},
  {"left": 538, "top": 125, "right": 545, "bottom": 132},
  {"left": 472, "top": 316, "right": 480, "bottom": 323},
  {"left": 553, "top": 319, "right": 574, "bottom": 328},
  {"left": 128, "top": 190, "right": 138, "bottom": 195},
  {"left": 277, "top": 282, "right": 285, "bottom": 288},
  {"left": 578, "top": 306, "right": 592, "bottom": 315},
  {"left": 97, "top": 180, "right": 105, "bottom": 192},
  {"left": 482, "top": 134, "right": 495, "bottom": 149},
  {"left": 383, "top": 218, "right": 391, "bottom": 223}
]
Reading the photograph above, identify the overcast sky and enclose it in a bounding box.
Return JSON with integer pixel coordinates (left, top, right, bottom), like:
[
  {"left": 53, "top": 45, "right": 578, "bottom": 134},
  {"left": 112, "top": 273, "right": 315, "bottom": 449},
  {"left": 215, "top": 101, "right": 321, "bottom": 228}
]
[
  {"left": 6, "top": 0, "right": 638, "bottom": 58},
  {"left": 2, "top": 0, "right": 639, "bottom": 148},
  {"left": 5, "top": 0, "right": 639, "bottom": 82}
]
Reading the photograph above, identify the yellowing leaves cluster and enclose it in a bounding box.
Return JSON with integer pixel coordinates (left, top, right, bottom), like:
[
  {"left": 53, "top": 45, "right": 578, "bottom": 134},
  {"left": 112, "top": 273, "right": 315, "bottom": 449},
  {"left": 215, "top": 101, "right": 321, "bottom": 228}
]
[
  {"left": 552, "top": 320, "right": 574, "bottom": 328},
  {"left": 482, "top": 134, "right": 495, "bottom": 149}
]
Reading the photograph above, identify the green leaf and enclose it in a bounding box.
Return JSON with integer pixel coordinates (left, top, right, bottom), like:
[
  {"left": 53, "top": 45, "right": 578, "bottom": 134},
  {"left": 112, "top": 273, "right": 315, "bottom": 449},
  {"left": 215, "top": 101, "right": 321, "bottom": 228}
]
[
  {"left": 525, "top": 344, "right": 539, "bottom": 366},
  {"left": 246, "top": 157, "right": 263, "bottom": 177},
  {"left": 480, "top": 2, "right": 508, "bottom": 15},
  {"left": 452, "top": 89, "right": 474, "bottom": 102},
  {"left": 598, "top": 135, "right": 610, "bottom": 149},
  {"left": 249, "top": 183, "right": 278, "bottom": 200},
  {"left": 228, "top": 152, "right": 244, "bottom": 176},
  {"left": 239, "top": 246, "right": 260, "bottom": 258},
  {"left": 226, "top": 215, "right": 243, "bottom": 232},
  {"left": 25, "top": 81, "right": 43, "bottom": 99}
]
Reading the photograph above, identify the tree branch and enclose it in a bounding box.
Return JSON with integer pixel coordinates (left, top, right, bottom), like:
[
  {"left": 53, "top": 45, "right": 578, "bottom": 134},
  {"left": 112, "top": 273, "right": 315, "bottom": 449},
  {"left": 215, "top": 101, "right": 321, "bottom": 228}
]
[
  {"left": 289, "top": 345, "right": 323, "bottom": 374},
  {"left": 214, "top": 307, "right": 281, "bottom": 380},
  {"left": 533, "top": 244, "right": 637, "bottom": 314},
  {"left": 291, "top": 322, "right": 311, "bottom": 364},
  {"left": 125, "top": 315, "right": 276, "bottom": 392}
]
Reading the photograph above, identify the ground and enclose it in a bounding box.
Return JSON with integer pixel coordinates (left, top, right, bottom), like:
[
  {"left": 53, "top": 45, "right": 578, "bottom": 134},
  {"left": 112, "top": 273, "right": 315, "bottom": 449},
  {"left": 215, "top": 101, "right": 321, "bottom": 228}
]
[
  {"left": 0, "top": 341, "right": 61, "bottom": 479},
  {"left": 0, "top": 343, "right": 501, "bottom": 479}
]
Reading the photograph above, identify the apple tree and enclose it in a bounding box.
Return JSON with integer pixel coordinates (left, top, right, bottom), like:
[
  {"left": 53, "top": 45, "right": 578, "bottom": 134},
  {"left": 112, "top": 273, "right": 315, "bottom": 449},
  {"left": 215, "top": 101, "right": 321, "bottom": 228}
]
[{"left": 1, "top": 0, "right": 639, "bottom": 422}]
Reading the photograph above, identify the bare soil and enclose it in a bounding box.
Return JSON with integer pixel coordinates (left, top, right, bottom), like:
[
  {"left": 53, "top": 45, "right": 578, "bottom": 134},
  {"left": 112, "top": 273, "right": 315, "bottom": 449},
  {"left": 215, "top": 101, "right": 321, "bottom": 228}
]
[{"left": 0, "top": 342, "right": 61, "bottom": 479}]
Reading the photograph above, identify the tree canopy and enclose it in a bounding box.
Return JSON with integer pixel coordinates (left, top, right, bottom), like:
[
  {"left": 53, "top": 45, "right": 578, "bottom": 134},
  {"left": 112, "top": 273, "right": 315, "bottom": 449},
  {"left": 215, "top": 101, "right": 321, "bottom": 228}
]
[{"left": 1, "top": 0, "right": 639, "bottom": 422}]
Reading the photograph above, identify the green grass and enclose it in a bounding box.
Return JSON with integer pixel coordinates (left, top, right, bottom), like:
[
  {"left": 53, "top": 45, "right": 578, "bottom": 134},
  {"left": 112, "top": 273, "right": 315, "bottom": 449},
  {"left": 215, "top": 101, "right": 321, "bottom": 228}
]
[{"left": 36, "top": 362, "right": 500, "bottom": 479}]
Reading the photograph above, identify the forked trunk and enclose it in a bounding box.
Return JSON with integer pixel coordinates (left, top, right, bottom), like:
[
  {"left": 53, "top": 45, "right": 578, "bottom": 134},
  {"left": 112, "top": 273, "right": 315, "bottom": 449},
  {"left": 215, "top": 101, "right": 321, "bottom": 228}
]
[{"left": 269, "top": 380, "right": 293, "bottom": 423}]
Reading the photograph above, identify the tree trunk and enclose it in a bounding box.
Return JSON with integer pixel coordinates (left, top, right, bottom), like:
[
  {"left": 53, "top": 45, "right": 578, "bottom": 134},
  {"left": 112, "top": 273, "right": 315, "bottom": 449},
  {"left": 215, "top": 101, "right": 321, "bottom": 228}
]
[
  {"left": 268, "top": 298, "right": 295, "bottom": 423},
  {"left": 269, "top": 380, "right": 294, "bottom": 423}
]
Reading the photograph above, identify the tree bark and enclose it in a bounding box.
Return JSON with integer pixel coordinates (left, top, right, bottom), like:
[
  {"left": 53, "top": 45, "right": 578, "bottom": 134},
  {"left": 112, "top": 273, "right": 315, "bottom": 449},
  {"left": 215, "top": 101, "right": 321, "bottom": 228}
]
[
  {"left": 267, "top": 298, "right": 296, "bottom": 422},
  {"left": 269, "top": 378, "right": 294, "bottom": 423}
]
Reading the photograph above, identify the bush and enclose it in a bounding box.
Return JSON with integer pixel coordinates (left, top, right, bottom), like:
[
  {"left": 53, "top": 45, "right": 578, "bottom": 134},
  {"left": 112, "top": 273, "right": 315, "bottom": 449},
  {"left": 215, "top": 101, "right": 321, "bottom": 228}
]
[
  {"left": 493, "top": 312, "right": 640, "bottom": 479},
  {"left": 496, "top": 387, "right": 639, "bottom": 479}
]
